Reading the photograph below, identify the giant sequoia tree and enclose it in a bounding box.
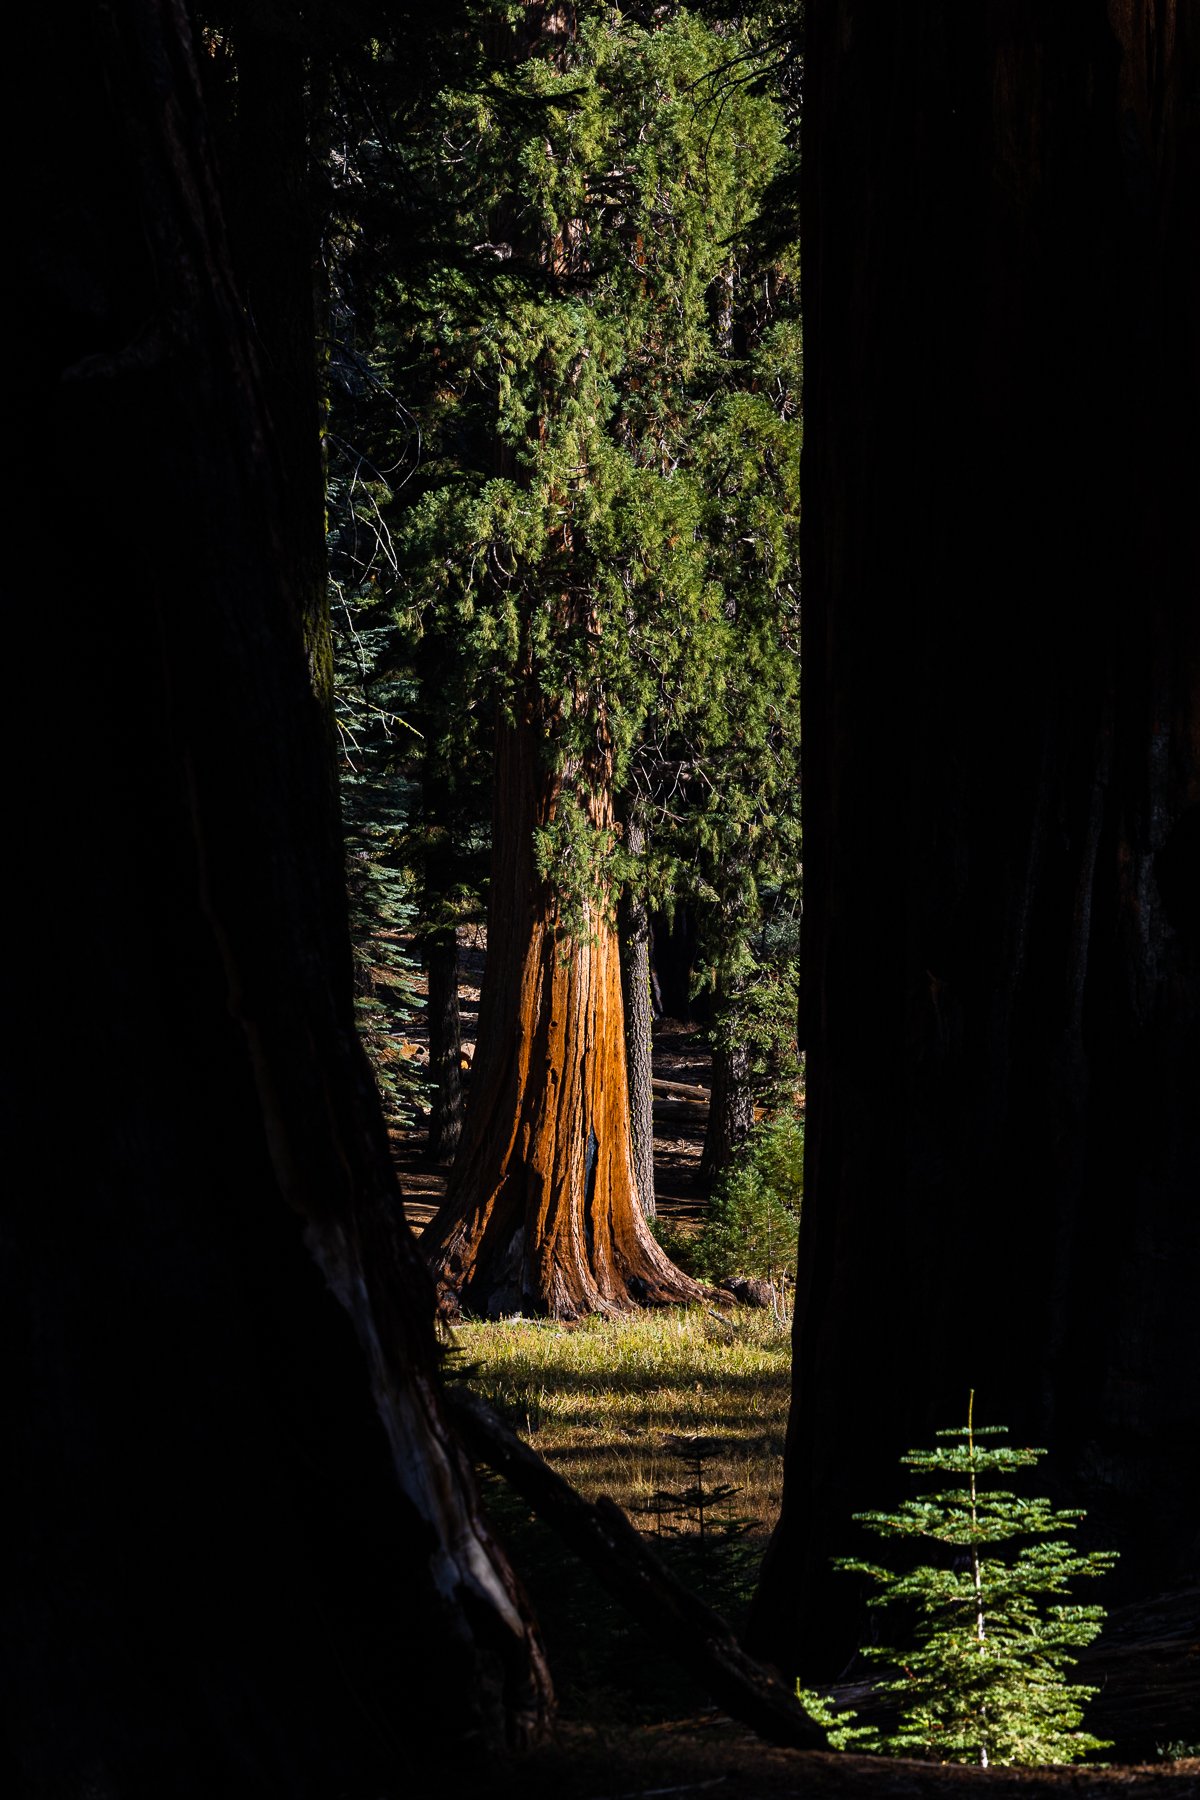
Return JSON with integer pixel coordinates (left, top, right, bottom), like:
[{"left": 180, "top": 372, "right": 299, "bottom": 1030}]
[
  {"left": 6, "top": 3, "right": 549, "bottom": 1791},
  {"left": 749, "top": 0, "right": 1200, "bottom": 1682},
  {"left": 392, "top": 5, "right": 795, "bottom": 1317}
]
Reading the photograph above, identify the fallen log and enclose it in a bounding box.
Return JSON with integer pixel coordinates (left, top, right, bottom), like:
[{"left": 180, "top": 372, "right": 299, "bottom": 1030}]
[
  {"left": 652, "top": 1077, "right": 712, "bottom": 1102},
  {"left": 653, "top": 1096, "right": 710, "bottom": 1123},
  {"left": 443, "top": 1383, "right": 826, "bottom": 1752}
]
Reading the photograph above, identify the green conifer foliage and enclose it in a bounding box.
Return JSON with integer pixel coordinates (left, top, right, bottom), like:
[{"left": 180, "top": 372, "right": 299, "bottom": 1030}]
[
  {"left": 824, "top": 1395, "right": 1117, "bottom": 1766},
  {"left": 331, "top": 588, "right": 427, "bottom": 1132},
  {"left": 389, "top": 5, "right": 794, "bottom": 912},
  {"left": 322, "top": 8, "right": 802, "bottom": 1187}
]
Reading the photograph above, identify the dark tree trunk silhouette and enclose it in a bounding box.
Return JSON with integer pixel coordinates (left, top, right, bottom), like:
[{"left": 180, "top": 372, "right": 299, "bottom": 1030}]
[
  {"left": 424, "top": 712, "right": 704, "bottom": 1317},
  {"left": 414, "top": 621, "right": 474, "bottom": 1163},
  {"left": 749, "top": 0, "right": 1200, "bottom": 1683},
  {"left": 619, "top": 819, "right": 657, "bottom": 1218},
  {"left": 701, "top": 995, "right": 755, "bottom": 1187},
  {"left": 652, "top": 905, "right": 702, "bottom": 1019},
  {"left": 7, "top": 5, "right": 550, "bottom": 1791},
  {"left": 425, "top": 925, "right": 465, "bottom": 1162}
]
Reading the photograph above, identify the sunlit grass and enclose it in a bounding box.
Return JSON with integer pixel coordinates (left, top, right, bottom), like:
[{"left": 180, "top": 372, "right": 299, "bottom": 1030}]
[{"left": 449, "top": 1305, "right": 792, "bottom": 1535}]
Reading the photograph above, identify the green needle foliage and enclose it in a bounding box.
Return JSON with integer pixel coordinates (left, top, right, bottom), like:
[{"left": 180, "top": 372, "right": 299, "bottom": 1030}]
[
  {"left": 332, "top": 593, "right": 428, "bottom": 1132},
  {"left": 362, "top": 3, "right": 798, "bottom": 910},
  {"left": 809, "top": 1394, "right": 1117, "bottom": 1767},
  {"left": 321, "top": 7, "right": 802, "bottom": 1136}
]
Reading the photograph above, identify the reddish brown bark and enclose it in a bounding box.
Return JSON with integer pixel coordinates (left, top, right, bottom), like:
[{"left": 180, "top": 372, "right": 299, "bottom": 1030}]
[{"left": 424, "top": 710, "right": 704, "bottom": 1318}]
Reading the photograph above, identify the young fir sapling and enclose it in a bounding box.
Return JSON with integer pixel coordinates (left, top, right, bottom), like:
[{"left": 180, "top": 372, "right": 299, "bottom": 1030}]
[{"left": 798, "top": 1393, "right": 1117, "bottom": 1766}]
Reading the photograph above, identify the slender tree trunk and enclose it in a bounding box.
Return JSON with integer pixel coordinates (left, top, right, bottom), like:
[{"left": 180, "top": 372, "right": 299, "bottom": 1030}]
[
  {"left": 749, "top": 0, "right": 1200, "bottom": 1682},
  {"left": 701, "top": 989, "right": 755, "bottom": 1186},
  {"left": 418, "top": 677, "right": 469, "bottom": 1162},
  {"left": 424, "top": 709, "right": 704, "bottom": 1318},
  {"left": 7, "top": 5, "right": 551, "bottom": 1788},
  {"left": 652, "top": 905, "right": 702, "bottom": 1019},
  {"left": 425, "top": 925, "right": 465, "bottom": 1162},
  {"left": 619, "top": 819, "right": 656, "bottom": 1218}
]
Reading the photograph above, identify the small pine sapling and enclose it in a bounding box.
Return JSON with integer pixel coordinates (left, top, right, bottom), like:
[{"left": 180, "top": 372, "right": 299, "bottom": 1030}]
[
  {"left": 635, "top": 1434, "right": 750, "bottom": 1553},
  {"left": 811, "top": 1393, "right": 1117, "bottom": 1766}
]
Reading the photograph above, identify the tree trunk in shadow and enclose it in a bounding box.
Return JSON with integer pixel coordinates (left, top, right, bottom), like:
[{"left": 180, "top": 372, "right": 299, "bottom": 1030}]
[
  {"left": 701, "top": 1025, "right": 755, "bottom": 1187},
  {"left": 424, "top": 711, "right": 704, "bottom": 1318},
  {"left": 619, "top": 819, "right": 656, "bottom": 1218},
  {"left": 748, "top": 0, "right": 1200, "bottom": 1686},
  {"left": 652, "top": 905, "right": 702, "bottom": 1019},
  {"left": 425, "top": 925, "right": 465, "bottom": 1162},
  {"left": 7, "top": 6, "right": 551, "bottom": 1791}
]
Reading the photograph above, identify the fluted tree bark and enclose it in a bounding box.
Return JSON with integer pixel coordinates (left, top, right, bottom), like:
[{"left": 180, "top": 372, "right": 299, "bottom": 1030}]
[
  {"left": 424, "top": 712, "right": 704, "bottom": 1317},
  {"left": 420, "top": 0, "right": 705, "bottom": 1318},
  {"left": 749, "top": 0, "right": 1200, "bottom": 1683}
]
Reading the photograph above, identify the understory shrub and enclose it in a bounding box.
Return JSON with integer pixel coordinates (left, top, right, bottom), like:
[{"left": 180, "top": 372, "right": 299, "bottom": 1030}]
[{"left": 691, "top": 1110, "right": 802, "bottom": 1290}]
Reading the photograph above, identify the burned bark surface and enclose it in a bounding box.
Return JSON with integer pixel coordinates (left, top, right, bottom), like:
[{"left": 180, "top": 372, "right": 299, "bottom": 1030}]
[
  {"left": 750, "top": 1, "right": 1200, "bottom": 1683},
  {"left": 7, "top": 4, "right": 550, "bottom": 1790},
  {"left": 423, "top": 713, "right": 705, "bottom": 1318}
]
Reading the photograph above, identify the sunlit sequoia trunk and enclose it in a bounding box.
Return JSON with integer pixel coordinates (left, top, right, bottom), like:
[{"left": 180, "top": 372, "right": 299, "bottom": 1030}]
[
  {"left": 423, "top": 709, "right": 704, "bottom": 1318},
  {"left": 748, "top": 0, "right": 1200, "bottom": 1682}
]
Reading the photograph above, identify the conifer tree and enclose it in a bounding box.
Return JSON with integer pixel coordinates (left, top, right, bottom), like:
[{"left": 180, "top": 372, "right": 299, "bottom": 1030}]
[
  {"left": 391, "top": 4, "right": 795, "bottom": 1316},
  {"left": 316, "top": 4, "right": 801, "bottom": 1312},
  {"left": 812, "top": 1395, "right": 1117, "bottom": 1767}
]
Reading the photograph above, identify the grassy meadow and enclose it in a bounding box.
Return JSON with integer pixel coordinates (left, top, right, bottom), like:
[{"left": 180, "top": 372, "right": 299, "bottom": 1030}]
[{"left": 447, "top": 1305, "right": 793, "bottom": 1723}]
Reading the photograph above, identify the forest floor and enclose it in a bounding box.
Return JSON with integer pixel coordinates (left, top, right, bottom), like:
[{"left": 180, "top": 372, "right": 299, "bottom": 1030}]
[{"left": 480, "top": 1726, "right": 1199, "bottom": 1800}]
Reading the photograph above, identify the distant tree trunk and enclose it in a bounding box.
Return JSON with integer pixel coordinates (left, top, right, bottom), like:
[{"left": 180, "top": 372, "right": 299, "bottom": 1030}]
[
  {"left": 749, "top": 0, "right": 1200, "bottom": 1683},
  {"left": 424, "top": 709, "right": 704, "bottom": 1317},
  {"left": 652, "top": 905, "right": 702, "bottom": 1019},
  {"left": 7, "top": 5, "right": 551, "bottom": 1791},
  {"left": 701, "top": 1022, "right": 755, "bottom": 1187},
  {"left": 619, "top": 818, "right": 656, "bottom": 1218},
  {"left": 425, "top": 925, "right": 465, "bottom": 1162},
  {"left": 418, "top": 671, "right": 468, "bottom": 1162}
]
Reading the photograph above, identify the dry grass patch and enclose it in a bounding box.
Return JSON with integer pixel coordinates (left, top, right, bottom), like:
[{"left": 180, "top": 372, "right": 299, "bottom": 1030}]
[
  {"left": 447, "top": 1305, "right": 793, "bottom": 1722},
  {"left": 450, "top": 1305, "right": 792, "bottom": 1536}
]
